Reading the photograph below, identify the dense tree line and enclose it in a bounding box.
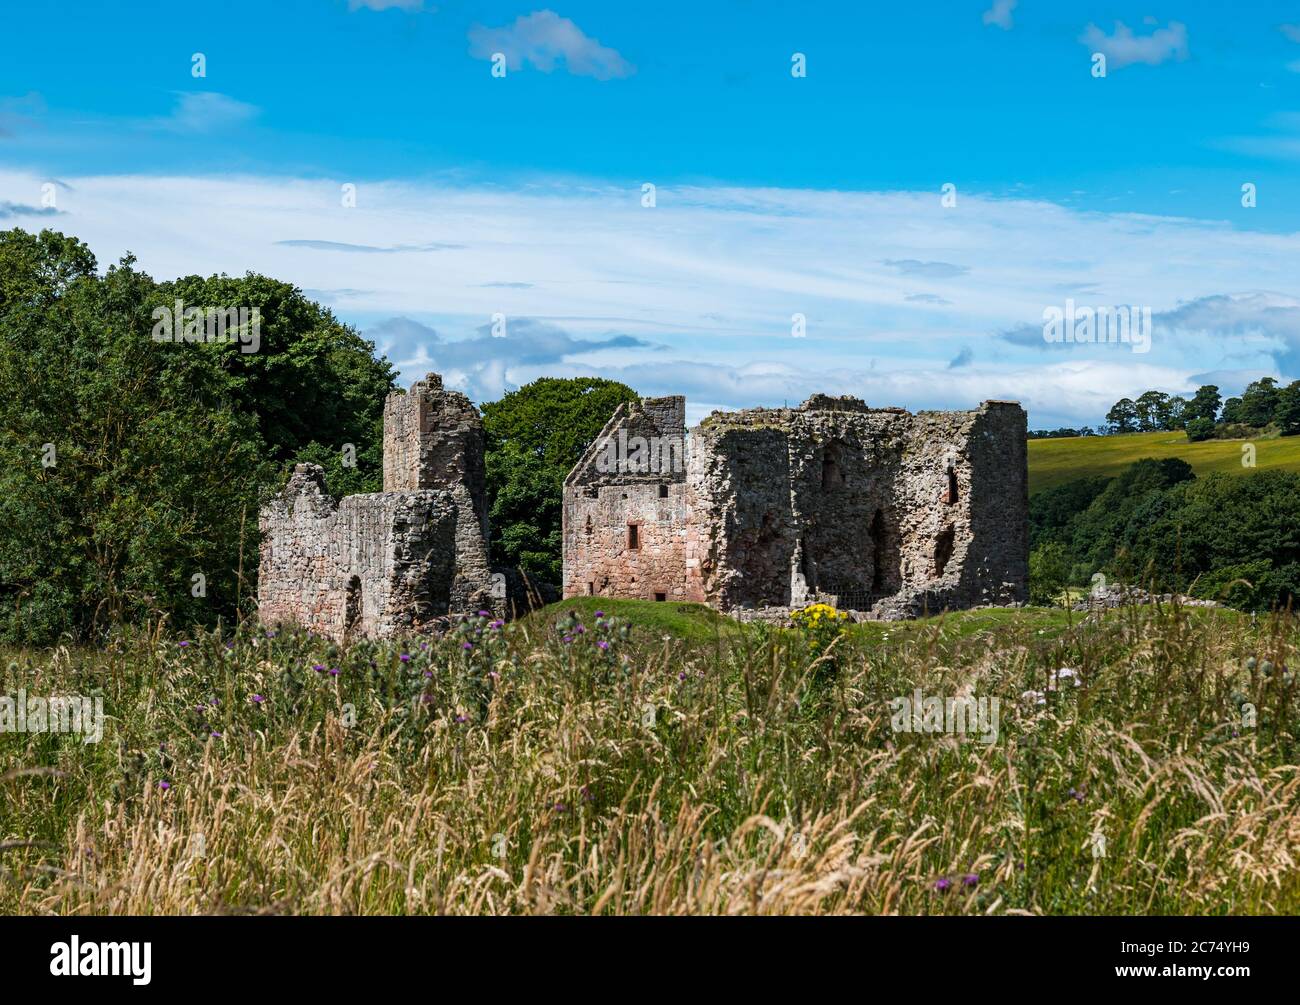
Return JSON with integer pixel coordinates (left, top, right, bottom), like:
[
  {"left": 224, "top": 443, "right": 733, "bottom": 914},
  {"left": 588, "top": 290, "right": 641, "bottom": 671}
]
[
  {"left": 1030, "top": 458, "right": 1300, "bottom": 611},
  {"left": 1103, "top": 381, "right": 1300, "bottom": 442}
]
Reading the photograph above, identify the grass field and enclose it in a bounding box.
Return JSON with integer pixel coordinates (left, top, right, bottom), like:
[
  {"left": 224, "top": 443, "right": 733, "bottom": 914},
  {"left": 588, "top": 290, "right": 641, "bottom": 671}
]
[
  {"left": 1027, "top": 430, "right": 1300, "bottom": 494},
  {"left": 5, "top": 597, "right": 1299, "bottom": 915}
]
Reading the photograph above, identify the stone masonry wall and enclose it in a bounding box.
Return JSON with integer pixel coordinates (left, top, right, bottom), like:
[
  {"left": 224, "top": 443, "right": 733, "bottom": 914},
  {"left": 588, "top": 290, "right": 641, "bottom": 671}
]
[
  {"left": 569, "top": 391, "right": 1028, "bottom": 619},
  {"left": 258, "top": 464, "right": 458, "bottom": 639},
  {"left": 383, "top": 374, "right": 495, "bottom": 613},
  {"left": 258, "top": 371, "right": 499, "bottom": 641},
  {"left": 563, "top": 396, "right": 702, "bottom": 602}
]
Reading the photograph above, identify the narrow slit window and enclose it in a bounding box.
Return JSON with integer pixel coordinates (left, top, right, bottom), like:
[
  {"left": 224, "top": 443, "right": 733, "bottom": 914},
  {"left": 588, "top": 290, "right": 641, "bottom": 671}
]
[
  {"left": 627, "top": 523, "right": 640, "bottom": 550},
  {"left": 658, "top": 484, "right": 669, "bottom": 498},
  {"left": 946, "top": 467, "right": 958, "bottom": 504},
  {"left": 654, "top": 592, "right": 666, "bottom": 602}
]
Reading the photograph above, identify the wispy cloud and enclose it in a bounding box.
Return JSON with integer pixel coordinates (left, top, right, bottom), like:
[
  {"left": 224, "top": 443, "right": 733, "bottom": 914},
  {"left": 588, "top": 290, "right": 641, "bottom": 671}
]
[
  {"left": 276, "top": 239, "right": 465, "bottom": 253},
  {"left": 5, "top": 168, "right": 1299, "bottom": 427},
  {"left": 1079, "top": 20, "right": 1189, "bottom": 69},
  {"left": 982, "top": 0, "right": 1017, "bottom": 31},
  {"left": 144, "top": 92, "right": 259, "bottom": 134},
  {"left": 0, "top": 200, "right": 62, "bottom": 219},
  {"left": 369, "top": 316, "right": 652, "bottom": 400},
  {"left": 883, "top": 259, "right": 969, "bottom": 279},
  {"left": 468, "top": 11, "right": 634, "bottom": 79}
]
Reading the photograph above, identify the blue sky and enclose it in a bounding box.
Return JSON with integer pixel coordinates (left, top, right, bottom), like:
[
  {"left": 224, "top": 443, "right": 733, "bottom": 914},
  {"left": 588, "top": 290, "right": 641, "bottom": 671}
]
[{"left": 5, "top": 1, "right": 1300, "bottom": 427}]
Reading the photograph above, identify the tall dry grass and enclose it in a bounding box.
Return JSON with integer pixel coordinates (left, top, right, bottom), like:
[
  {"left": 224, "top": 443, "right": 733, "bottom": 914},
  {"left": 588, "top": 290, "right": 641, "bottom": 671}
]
[{"left": 3, "top": 600, "right": 1299, "bottom": 915}]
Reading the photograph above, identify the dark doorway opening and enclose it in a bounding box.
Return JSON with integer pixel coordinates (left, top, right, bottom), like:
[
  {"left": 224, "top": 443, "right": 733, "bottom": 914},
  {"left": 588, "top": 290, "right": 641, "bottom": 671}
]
[
  {"left": 934, "top": 527, "right": 955, "bottom": 579},
  {"left": 344, "top": 575, "right": 362, "bottom": 642}
]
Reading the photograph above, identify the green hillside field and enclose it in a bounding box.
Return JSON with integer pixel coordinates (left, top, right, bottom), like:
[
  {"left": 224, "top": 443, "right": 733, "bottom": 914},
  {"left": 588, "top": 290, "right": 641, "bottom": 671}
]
[{"left": 1027, "top": 430, "right": 1300, "bottom": 495}]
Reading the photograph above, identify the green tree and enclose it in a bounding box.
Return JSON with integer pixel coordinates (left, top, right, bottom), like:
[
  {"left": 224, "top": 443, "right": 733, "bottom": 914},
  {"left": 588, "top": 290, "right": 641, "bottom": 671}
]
[
  {"left": 1134, "top": 390, "right": 1169, "bottom": 432},
  {"left": 1105, "top": 397, "right": 1139, "bottom": 433},
  {"left": 1238, "top": 377, "right": 1280, "bottom": 428},
  {"left": 1185, "top": 384, "right": 1221, "bottom": 425},
  {"left": 1275, "top": 380, "right": 1300, "bottom": 436},
  {"left": 1029, "top": 542, "right": 1069, "bottom": 606},
  {"left": 1160, "top": 394, "right": 1186, "bottom": 430},
  {"left": 156, "top": 272, "right": 396, "bottom": 495},
  {"left": 0, "top": 228, "right": 396, "bottom": 642},
  {"left": 481, "top": 377, "right": 638, "bottom": 584}
]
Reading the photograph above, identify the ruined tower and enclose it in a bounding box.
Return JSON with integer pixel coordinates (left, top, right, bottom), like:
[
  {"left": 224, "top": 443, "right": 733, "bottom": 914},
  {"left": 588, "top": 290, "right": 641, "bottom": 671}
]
[
  {"left": 563, "top": 393, "right": 1027, "bottom": 618},
  {"left": 258, "top": 373, "right": 496, "bottom": 640}
]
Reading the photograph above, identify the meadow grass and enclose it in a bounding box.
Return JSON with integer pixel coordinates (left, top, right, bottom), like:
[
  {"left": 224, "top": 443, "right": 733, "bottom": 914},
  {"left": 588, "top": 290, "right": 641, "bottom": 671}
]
[
  {"left": 1027, "top": 429, "right": 1300, "bottom": 494},
  {"left": 3, "top": 598, "right": 1299, "bottom": 915}
]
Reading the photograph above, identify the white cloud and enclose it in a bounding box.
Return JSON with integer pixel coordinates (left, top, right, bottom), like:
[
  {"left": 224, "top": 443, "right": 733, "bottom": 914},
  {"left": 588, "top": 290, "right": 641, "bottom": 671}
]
[
  {"left": 468, "top": 11, "right": 634, "bottom": 79},
  {"left": 145, "top": 92, "right": 259, "bottom": 134},
  {"left": 3, "top": 168, "right": 1297, "bottom": 427},
  {"left": 1079, "top": 20, "right": 1188, "bottom": 69},
  {"left": 982, "top": 0, "right": 1017, "bottom": 31}
]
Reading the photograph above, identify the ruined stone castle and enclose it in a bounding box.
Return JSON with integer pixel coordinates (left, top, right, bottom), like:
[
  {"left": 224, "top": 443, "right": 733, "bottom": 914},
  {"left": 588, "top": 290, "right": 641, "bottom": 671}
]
[
  {"left": 258, "top": 374, "right": 496, "bottom": 640},
  {"left": 563, "top": 394, "right": 1028, "bottom": 618},
  {"left": 259, "top": 373, "right": 1028, "bottom": 639}
]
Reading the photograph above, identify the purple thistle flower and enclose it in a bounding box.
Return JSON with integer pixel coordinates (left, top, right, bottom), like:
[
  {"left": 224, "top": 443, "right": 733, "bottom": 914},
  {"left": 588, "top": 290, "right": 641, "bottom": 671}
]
[
  {"left": 576, "top": 625, "right": 585, "bottom": 634},
  {"left": 478, "top": 610, "right": 490, "bottom": 617},
  {"left": 963, "top": 873, "right": 979, "bottom": 888},
  {"left": 423, "top": 669, "right": 433, "bottom": 678},
  {"left": 210, "top": 731, "right": 222, "bottom": 738},
  {"left": 251, "top": 694, "right": 265, "bottom": 704},
  {"left": 933, "top": 877, "right": 951, "bottom": 892},
  {"left": 313, "top": 664, "right": 326, "bottom": 673},
  {"left": 400, "top": 653, "right": 411, "bottom": 663},
  {"left": 179, "top": 641, "right": 190, "bottom": 648},
  {"left": 158, "top": 781, "right": 171, "bottom": 791},
  {"left": 420, "top": 642, "right": 429, "bottom": 650},
  {"left": 329, "top": 667, "right": 340, "bottom": 677},
  {"left": 597, "top": 640, "right": 609, "bottom": 650},
  {"left": 462, "top": 642, "right": 473, "bottom": 650},
  {"left": 455, "top": 714, "right": 468, "bottom": 723},
  {"left": 562, "top": 635, "right": 573, "bottom": 644},
  {"left": 594, "top": 611, "right": 604, "bottom": 618}
]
